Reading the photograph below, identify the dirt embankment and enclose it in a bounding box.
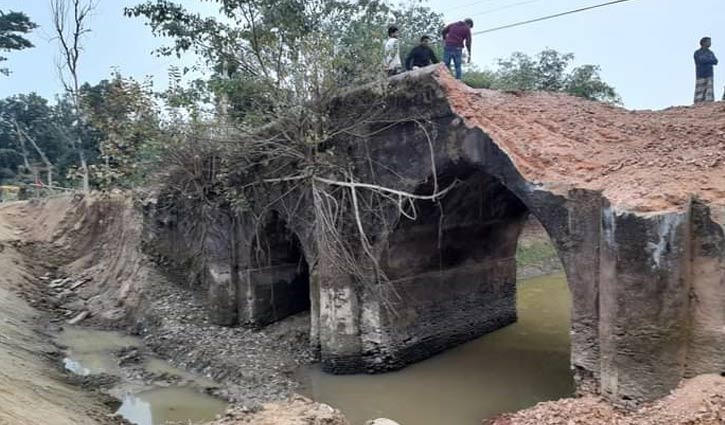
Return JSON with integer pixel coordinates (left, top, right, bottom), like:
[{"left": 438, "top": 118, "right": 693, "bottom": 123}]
[
  {"left": 0, "top": 203, "right": 114, "bottom": 425},
  {"left": 487, "top": 374, "right": 725, "bottom": 425},
  {"left": 3, "top": 194, "right": 148, "bottom": 323},
  {"left": 437, "top": 67, "right": 725, "bottom": 213}
]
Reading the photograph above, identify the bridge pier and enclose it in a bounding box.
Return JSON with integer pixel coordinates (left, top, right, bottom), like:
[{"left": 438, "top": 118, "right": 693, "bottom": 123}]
[{"left": 599, "top": 208, "right": 692, "bottom": 404}]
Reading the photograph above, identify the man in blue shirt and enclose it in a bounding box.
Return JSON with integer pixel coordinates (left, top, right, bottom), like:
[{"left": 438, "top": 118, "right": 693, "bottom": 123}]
[{"left": 694, "top": 37, "right": 718, "bottom": 103}]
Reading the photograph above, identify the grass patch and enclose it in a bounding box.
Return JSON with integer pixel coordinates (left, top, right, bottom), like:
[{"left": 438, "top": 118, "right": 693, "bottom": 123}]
[{"left": 516, "top": 239, "right": 558, "bottom": 269}]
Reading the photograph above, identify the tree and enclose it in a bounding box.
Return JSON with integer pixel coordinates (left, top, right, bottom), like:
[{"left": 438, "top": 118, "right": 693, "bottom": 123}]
[
  {"left": 489, "top": 49, "right": 621, "bottom": 103},
  {"left": 80, "top": 73, "right": 161, "bottom": 188},
  {"left": 0, "top": 93, "right": 74, "bottom": 186},
  {"left": 462, "top": 65, "right": 497, "bottom": 89},
  {"left": 51, "top": 0, "right": 97, "bottom": 192},
  {"left": 125, "top": 0, "right": 443, "bottom": 122},
  {"left": 0, "top": 10, "right": 38, "bottom": 76},
  {"left": 128, "top": 0, "right": 456, "bottom": 298},
  {"left": 389, "top": 4, "right": 445, "bottom": 62}
]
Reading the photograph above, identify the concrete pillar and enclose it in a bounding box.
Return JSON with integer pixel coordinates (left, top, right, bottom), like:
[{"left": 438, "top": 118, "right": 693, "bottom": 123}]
[
  {"left": 318, "top": 252, "right": 364, "bottom": 373},
  {"left": 206, "top": 263, "right": 238, "bottom": 326},
  {"left": 686, "top": 202, "right": 725, "bottom": 376},
  {"left": 309, "top": 262, "right": 321, "bottom": 350},
  {"left": 599, "top": 207, "right": 691, "bottom": 404},
  {"left": 559, "top": 189, "right": 603, "bottom": 392}
]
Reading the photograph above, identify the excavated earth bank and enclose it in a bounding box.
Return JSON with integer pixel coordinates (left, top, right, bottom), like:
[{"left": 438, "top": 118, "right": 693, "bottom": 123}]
[{"left": 439, "top": 70, "right": 725, "bottom": 213}]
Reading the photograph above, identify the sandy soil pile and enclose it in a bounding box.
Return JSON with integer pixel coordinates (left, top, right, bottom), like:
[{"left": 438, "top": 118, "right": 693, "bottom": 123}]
[
  {"left": 210, "top": 396, "right": 349, "bottom": 425},
  {"left": 3, "top": 193, "right": 149, "bottom": 322},
  {"left": 486, "top": 374, "right": 725, "bottom": 425},
  {"left": 0, "top": 204, "right": 113, "bottom": 425},
  {"left": 436, "top": 67, "right": 725, "bottom": 212}
]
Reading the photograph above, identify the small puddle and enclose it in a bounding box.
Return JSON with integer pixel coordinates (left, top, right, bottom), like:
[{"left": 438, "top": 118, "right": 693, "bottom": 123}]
[
  {"left": 298, "top": 273, "right": 574, "bottom": 425},
  {"left": 116, "top": 387, "right": 227, "bottom": 425},
  {"left": 57, "top": 327, "right": 140, "bottom": 376},
  {"left": 56, "top": 327, "right": 227, "bottom": 425}
]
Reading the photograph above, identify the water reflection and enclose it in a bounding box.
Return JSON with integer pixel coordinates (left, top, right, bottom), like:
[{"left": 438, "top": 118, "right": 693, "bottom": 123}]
[
  {"left": 299, "top": 273, "right": 574, "bottom": 425},
  {"left": 116, "top": 387, "right": 228, "bottom": 425},
  {"left": 57, "top": 327, "right": 140, "bottom": 375},
  {"left": 56, "top": 327, "right": 227, "bottom": 425}
]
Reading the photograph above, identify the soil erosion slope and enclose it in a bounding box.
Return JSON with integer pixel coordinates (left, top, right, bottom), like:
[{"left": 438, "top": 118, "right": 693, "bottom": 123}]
[{"left": 0, "top": 203, "right": 109, "bottom": 425}]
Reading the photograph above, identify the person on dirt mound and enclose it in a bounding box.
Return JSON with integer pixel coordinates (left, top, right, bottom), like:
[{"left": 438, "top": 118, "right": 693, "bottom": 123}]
[
  {"left": 694, "top": 36, "right": 718, "bottom": 103},
  {"left": 442, "top": 18, "right": 473, "bottom": 80}
]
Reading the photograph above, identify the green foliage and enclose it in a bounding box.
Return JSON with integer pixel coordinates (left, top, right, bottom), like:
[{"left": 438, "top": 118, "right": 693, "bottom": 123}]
[
  {"left": 125, "top": 0, "right": 443, "bottom": 123},
  {"left": 564, "top": 64, "right": 620, "bottom": 104},
  {"left": 390, "top": 4, "right": 445, "bottom": 61},
  {"left": 0, "top": 10, "right": 37, "bottom": 76},
  {"left": 462, "top": 66, "right": 497, "bottom": 89},
  {"left": 0, "top": 94, "right": 71, "bottom": 185},
  {"left": 80, "top": 73, "right": 162, "bottom": 189},
  {"left": 516, "top": 239, "right": 558, "bottom": 269},
  {"left": 487, "top": 49, "right": 621, "bottom": 103},
  {"left": 0, "top": 72, "right": 164, "bottom": 189}
]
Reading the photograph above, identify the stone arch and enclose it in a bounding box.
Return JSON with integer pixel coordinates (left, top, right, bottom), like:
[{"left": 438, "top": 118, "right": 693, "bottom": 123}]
[
  {"left": 359, "top": 164, "right": 577, "bottom": 370},
  {"left": 239, "top": 210, "right": 311, "bottom": 327},
  {"left": 319, "top": 126, "right": 603, "bottom": 392}
]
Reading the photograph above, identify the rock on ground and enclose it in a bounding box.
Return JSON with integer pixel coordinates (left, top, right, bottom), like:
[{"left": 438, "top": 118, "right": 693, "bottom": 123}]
[{"left": 209, "top": 396, "right": 349, "bottom": 425}]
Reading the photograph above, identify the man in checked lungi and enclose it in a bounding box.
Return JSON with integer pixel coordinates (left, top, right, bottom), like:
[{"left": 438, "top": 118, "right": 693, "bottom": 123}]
[{"left": 694, "top": 37, "right": 719, "bottom": 104}]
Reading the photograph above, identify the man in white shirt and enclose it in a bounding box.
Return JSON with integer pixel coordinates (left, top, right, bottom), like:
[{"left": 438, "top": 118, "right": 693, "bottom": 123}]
[{"left": 383, "top": 26, "right": 402, "bottom": 76}]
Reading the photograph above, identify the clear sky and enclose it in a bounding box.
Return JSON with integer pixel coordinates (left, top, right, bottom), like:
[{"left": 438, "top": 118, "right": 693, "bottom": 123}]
[{"left": 1, "top": 0, "right": 723, "bottom": 110}]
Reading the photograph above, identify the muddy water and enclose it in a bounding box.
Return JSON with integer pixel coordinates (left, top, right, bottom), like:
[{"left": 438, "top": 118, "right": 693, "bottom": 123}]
[
  {"left": 56, "top": 327, "right": 227, "bottom": 425},
  {"left": 117, "top": 387, "right": 228, "bottom": 425},
  {"left": 298, "top": 273, "right": 574, "bottom": 425},
  {"left": 57, "top": 328, "right": 141, "bottom": 376}
]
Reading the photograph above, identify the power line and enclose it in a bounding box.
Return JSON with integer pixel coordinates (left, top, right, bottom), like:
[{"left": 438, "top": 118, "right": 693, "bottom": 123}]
[
  {"left": 469, "top": 0, "right": 545, "bottom": 19},
  {"left": 472, "top": 0, "right": 639, "bottom": 36},
  {"left": 448, "top": 0, "right": 506, "bottom": 13}
]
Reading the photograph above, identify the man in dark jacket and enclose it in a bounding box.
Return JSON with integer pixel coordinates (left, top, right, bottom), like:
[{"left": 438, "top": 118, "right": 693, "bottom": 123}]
[
  {"left": 441, "top": 18, "right": 473, "bottom": 79},
  {"left": 405, "top": 36, "right": 439, "bottom": 71},
  {"left": 694, "top": 37, "right": 718, "bottom": 103}
]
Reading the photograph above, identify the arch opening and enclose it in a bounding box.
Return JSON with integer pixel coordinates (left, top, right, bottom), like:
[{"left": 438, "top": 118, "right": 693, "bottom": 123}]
[
  {"left": 375, "top": 167, "right": 573, "bottom": 378},
  {"left": 304, "top": 167, "right": 576, "bottom": 424},
  {"left": 244, "top": 211, "right": 310, "bottom": 326}
]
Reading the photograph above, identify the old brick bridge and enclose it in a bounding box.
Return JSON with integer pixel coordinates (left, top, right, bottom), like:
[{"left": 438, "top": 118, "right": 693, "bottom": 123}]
[{"left": 153, "top": 65, "right": 725, "bottom": 406}]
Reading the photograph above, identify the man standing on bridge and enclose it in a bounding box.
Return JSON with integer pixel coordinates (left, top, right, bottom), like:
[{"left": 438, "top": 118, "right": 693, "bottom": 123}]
[
  {"left": 384, "top": 26, "right": 402, "bottom": 76},
  {"left": 694, "top": 37, "right": 718, "bottom": 103},
  {"left": 442, "top": 18, "right": 473, "bottom": 80},
  {"left": 405, "top": 35, "right": 439, "bottom": 71}
]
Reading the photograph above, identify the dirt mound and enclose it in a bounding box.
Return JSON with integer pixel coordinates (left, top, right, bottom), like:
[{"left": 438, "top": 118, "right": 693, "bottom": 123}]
[
  {"left": 486, "top": 374, "right": 725, "bottom": 425},
  {"left": 1, "top": 193, "right": 149, "bottom": 322},
  {"left": 210, "top": 396, "right": 349, "bottom": 425},
  {"left": 0, "top": 204, "right": 113, "bottom": 425},
  {"left": 436, "top": 67, "right": 725, "bottom": 212}
]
